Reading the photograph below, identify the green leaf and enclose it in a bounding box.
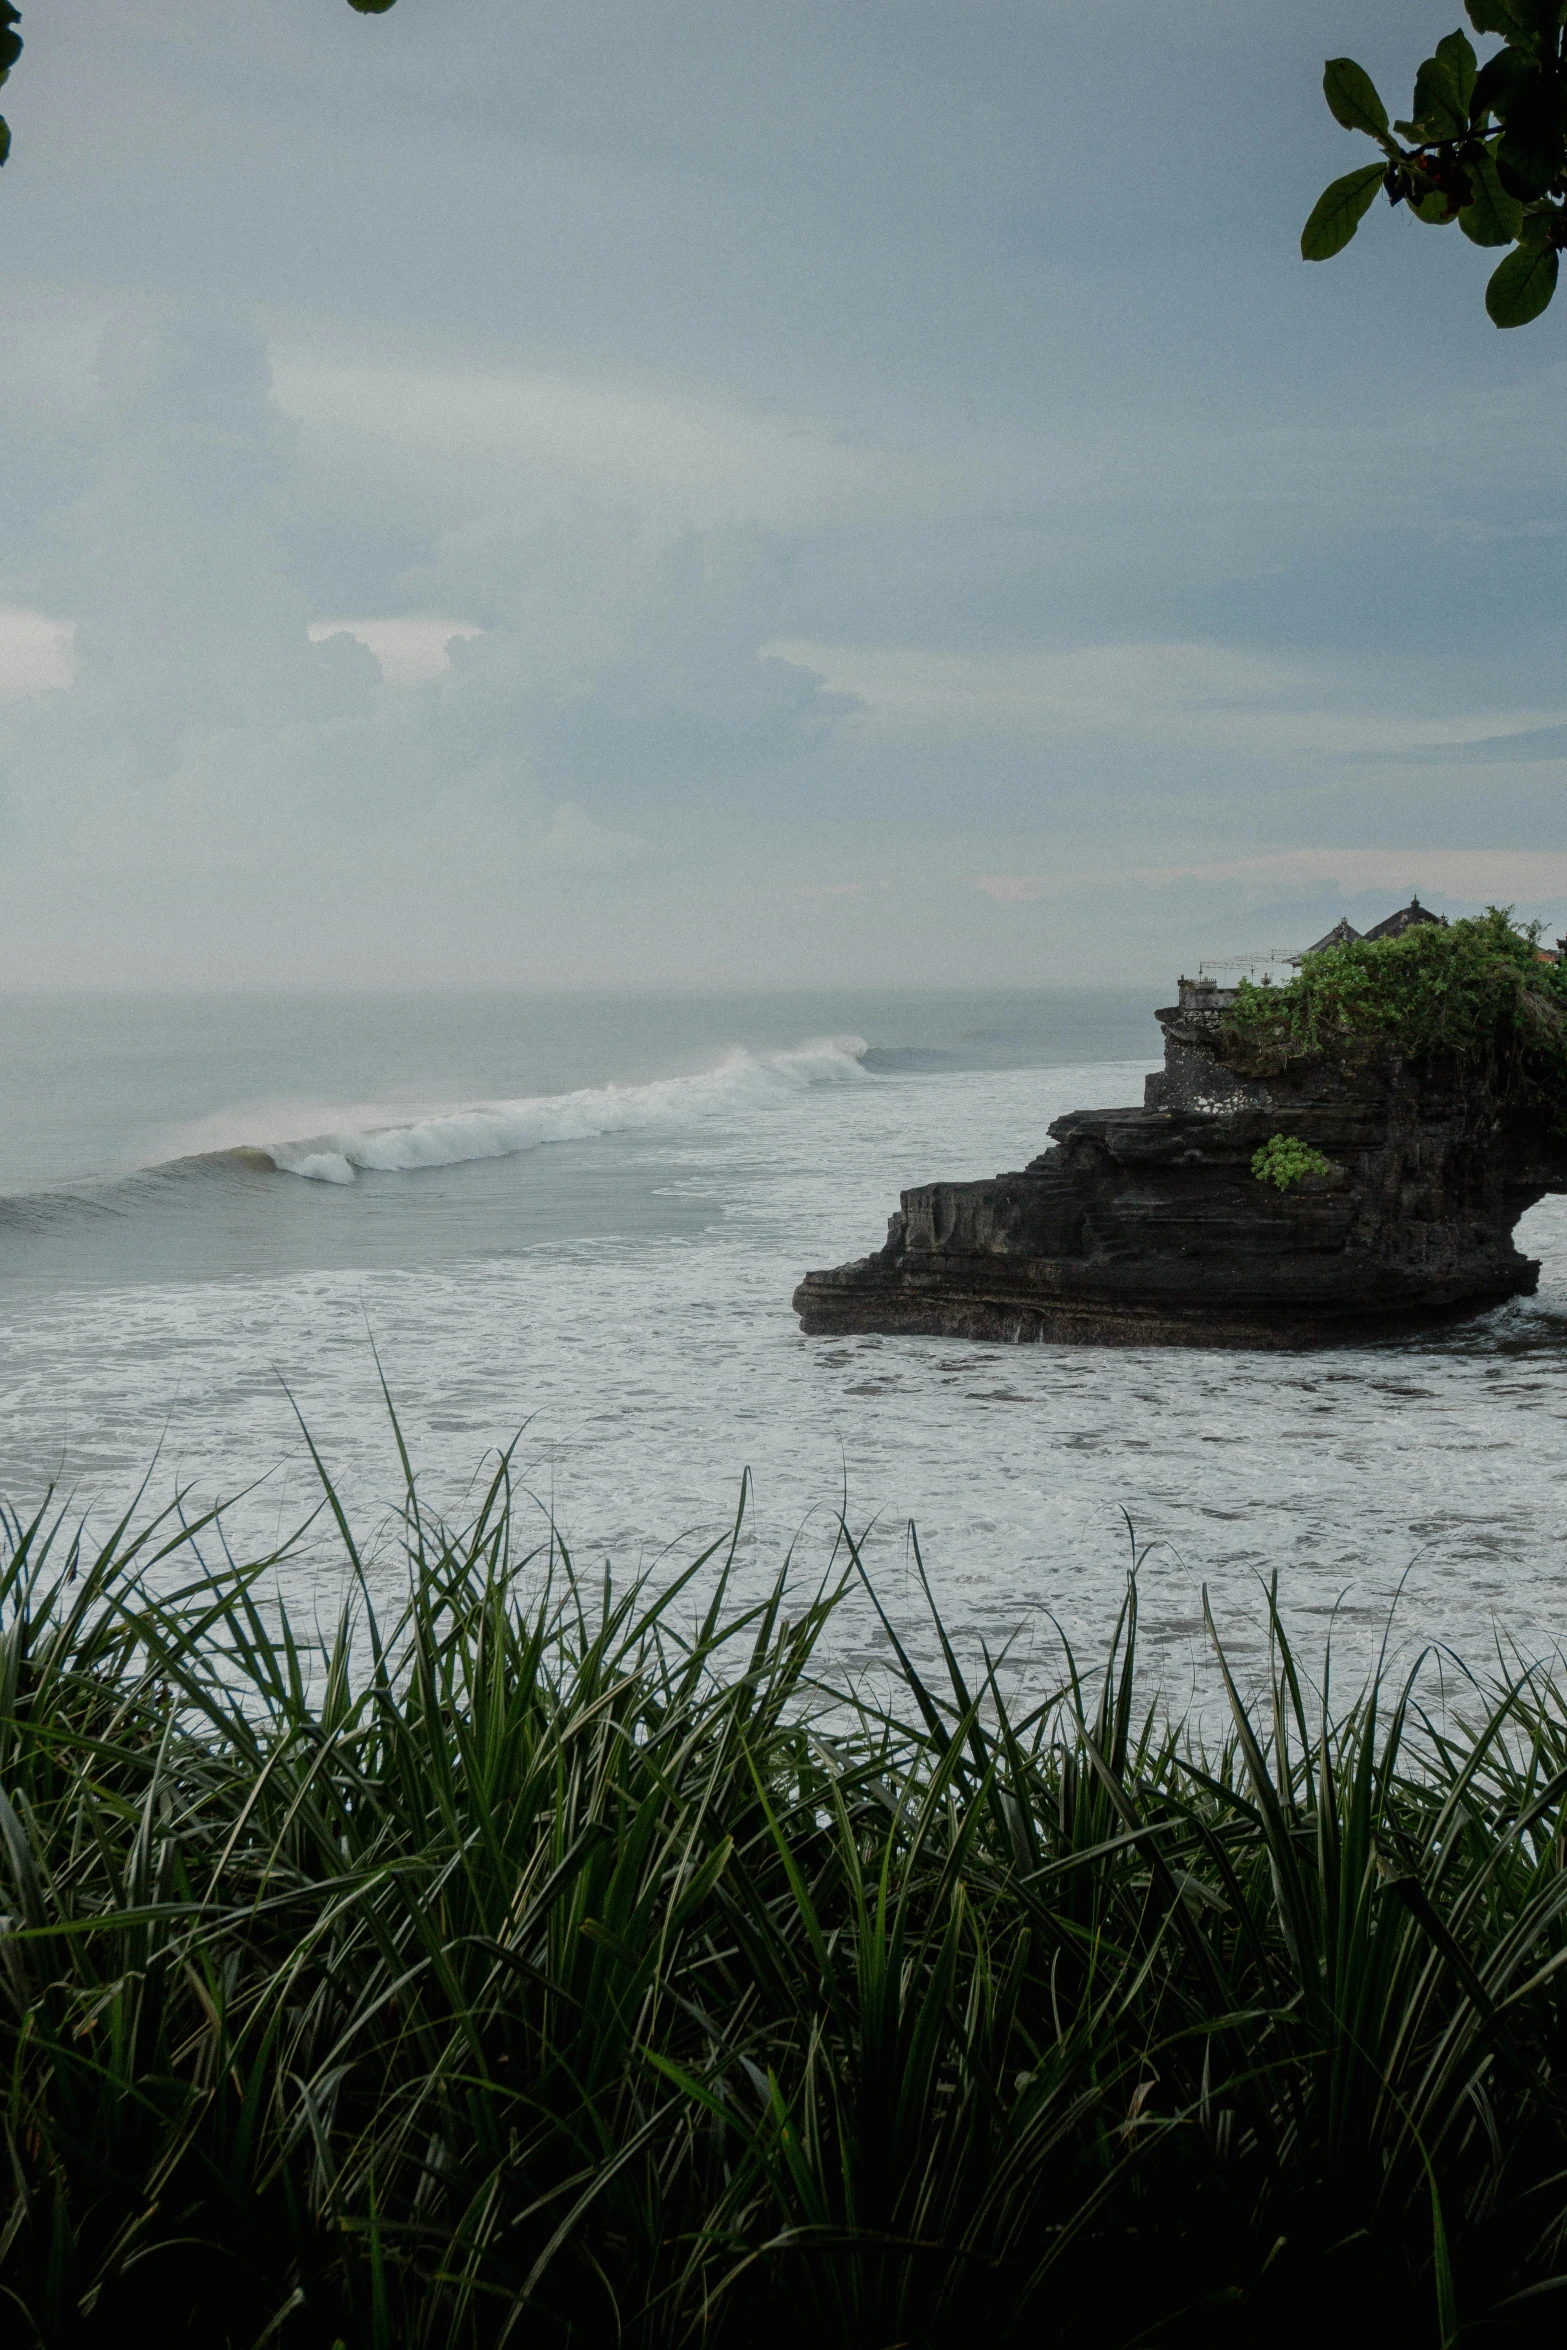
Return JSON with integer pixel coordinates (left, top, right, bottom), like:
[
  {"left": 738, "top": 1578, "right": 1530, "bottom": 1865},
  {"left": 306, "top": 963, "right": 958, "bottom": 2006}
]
[
  {"left": 1414, "top": 187, "right": 1458, "bottom": 224},
  {"left": 0, "top": 114, "right": 9, "bottom": 168},
  {"left": 1323, "top": 56, "right": 1390, "bottom": 139},
  {"left": 1460, "top": 150, "right": 1524, "bottom": 244},
  {"left": 1412, "top": 52, "right": 1468, "bottom": 141},
  {"left": 1430, "top": 2169, "right": 1460, "bottom": 2350},
  {"left": 1486, "top": 239, "right": 1559, "bottom": 326},
  {"left": 1497, "top": 71, "right": 1560, "bottom": 200},
  {"left": 1301, "top": 163, "right": 1387, "bottom": 260},
  {"left": 346, "top": 0, "right": 399, "bottom": 12},
  {"left": 1472, "top": 47, "right": 1533, "bottom": 126},
  {"left": 1436, "top": 28, "right": 1478, "bottom": 117},
  {"left": 1468, "top": 0, "right": 1555, "bottom": 47}
]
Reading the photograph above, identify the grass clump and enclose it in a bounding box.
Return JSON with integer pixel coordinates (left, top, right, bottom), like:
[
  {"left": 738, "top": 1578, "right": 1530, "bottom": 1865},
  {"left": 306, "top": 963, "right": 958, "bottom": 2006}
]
[
  {"left": 3, "top": 1447, "right": 1567, "bottom": 2346},
  {"left": 1223, "top": 907, "right": 1567, "bottom": 1123},
  {"left": 1250, "top": 1133, "right": 1332, "bottom": 1190}
]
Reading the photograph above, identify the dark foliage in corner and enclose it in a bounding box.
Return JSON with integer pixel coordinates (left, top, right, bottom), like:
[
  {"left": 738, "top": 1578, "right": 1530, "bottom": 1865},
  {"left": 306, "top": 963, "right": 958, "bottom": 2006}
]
[
  {"left": 0, "top": 4, "right": 20, "bottom": 167},
  {"left": 1304, "top": 11, "right": 1567, "bottom": 327}
]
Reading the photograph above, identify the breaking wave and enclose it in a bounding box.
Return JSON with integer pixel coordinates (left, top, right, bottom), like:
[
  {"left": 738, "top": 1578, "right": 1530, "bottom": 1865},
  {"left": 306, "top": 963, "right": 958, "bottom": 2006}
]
[{"left": 256, "top": 1035, "right": 871, "bottom": 1185}]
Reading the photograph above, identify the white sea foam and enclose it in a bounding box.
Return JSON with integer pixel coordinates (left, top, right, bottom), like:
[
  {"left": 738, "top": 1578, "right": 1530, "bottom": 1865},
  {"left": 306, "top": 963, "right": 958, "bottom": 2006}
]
[
  {"left": 6, "top": 1035, "right": 1567, "bottom": 1722},
  {"left": 263, "top": 1035, "right": 870, "bottom": 1184},
  {"left": 5, "top": 1057, "right": 1564, "bottom": 1725}
]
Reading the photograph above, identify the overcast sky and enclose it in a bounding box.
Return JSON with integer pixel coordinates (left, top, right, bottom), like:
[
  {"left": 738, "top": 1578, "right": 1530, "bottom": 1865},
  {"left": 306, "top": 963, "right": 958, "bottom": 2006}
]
[{"left": 3, "top": 0, "right": 1566, "bottom": 989}]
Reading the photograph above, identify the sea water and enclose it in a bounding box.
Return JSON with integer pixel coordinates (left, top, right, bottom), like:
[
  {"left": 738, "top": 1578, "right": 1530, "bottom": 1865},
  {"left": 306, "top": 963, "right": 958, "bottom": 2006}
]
[{"left": 3, "top": 985, "right": 1565, "bottom": 1714}]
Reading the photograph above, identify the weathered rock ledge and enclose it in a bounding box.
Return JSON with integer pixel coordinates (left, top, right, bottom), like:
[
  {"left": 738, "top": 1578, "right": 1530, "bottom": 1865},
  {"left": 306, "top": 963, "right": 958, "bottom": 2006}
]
[{"left": 793, "top": 996, "right": 1567, "bottom": 1348}]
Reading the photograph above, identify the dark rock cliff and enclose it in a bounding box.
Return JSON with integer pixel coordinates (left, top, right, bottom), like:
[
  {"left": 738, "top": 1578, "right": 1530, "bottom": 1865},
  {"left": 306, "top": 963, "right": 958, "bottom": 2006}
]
[{"left": 793, "top": 994, "right": 1567, "bottom": 1348}]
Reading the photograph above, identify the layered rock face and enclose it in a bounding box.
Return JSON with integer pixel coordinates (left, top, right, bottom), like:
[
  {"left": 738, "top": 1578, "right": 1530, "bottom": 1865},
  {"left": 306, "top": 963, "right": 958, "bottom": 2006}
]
[{"left": 794, "top": 994, "right": 1567, "bottom": 1348}]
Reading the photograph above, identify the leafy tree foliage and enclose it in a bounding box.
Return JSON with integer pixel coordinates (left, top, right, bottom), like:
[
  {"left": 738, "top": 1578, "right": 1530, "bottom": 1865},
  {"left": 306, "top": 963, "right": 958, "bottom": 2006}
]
[{"left": 1303, "top": 9, "right": 1567, "bottom": 328}]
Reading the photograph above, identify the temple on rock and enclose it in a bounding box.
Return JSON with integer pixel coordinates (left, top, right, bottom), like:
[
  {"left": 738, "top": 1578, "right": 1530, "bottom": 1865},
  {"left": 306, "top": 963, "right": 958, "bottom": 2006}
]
[
  {"left": 1298, "top": 895, "right": 1561, "bottom": 966},
  {"left": 1362, "top": 895, "right": 1446, "bottom": 942},
  {"left": 1298, "top": 896, "right": 1443, "bottom": 955},
  {"left": 1304, "top": 916, "right": 1362, "bottom": 952}
]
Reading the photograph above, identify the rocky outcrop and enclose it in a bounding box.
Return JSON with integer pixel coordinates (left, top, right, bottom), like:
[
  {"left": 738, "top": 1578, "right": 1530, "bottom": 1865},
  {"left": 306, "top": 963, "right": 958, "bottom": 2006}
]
[{"left": 793, "top": 992, "right": 1567, "bottom": 1348}]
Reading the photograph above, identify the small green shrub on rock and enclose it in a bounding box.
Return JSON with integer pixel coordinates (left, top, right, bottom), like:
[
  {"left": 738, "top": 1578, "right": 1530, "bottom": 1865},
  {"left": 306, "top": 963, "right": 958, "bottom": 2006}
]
[{"left": 1251, "top": 1133, "right": 1332, "bottom": 1190}]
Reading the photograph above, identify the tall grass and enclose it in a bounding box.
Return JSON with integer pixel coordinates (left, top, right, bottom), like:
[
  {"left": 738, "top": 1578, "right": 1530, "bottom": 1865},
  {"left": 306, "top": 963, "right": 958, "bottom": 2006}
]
[{"left": 2, "top": 1446, "right": 1567, "bottom": 2346}]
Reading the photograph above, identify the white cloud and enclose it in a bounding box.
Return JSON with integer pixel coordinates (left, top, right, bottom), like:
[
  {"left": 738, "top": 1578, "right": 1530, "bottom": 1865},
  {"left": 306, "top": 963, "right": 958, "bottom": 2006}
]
[
  {"left": 532, "top": 802, "right": 647, "bottom": 872},
  {"left": 979, "top": 848, "right": 1567, "bottom": 913},
  {"left": 0, "top": 310, "right": 859, "bottom": 984},
  {"left": 1133, "top": 847, "right": 1567, "bottom": 904},
  {"left": 272, "top": 353, "right": 897, "bottom": 535},
  {"left": 768, "top": 638, "right": 1567, "bottom": 764},
  {"left": 308, "top": 616, "right": 482, "bottom": 684},
  {"left": 0, "top": 608, "right": 75, "bottom": 700}
]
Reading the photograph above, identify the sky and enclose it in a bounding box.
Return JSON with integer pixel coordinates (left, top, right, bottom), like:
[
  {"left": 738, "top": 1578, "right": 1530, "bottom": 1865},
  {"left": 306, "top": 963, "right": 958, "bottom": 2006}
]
[{"left": 2, "top": 0, "right": 1566, "bottom": 990}]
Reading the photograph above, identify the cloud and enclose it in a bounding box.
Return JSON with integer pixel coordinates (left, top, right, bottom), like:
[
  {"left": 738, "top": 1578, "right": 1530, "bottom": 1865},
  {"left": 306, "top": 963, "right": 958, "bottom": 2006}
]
[
  {"left": 1347, "top": 724, "right": 1567, "bottom": 767},
  {"left": 0, "top": 607, "right": 74, "bottom": 700},
  {"left": 272, "top": 352, "right": 899, "bottom": 537},
  {"left": 978, "top": 848, "right": 1567, "bottom": 915},
  {"left": 1133, "top": 847, "right": 1567, "bottom": 904},
  {"left": 533, "top": 802, "right": 647, "bottom": 871},
  {"left": 307, "top": 616, "right": 482, "bottom": 684},
  {"left": 767, "top": 638, "right": 1567, "bottom": 766},
  {"left": 11, "top": 0, "right": 1567, "bottom": 994},
  {"left": 0, "top": 308, "right": 864, "bottom": 979}
]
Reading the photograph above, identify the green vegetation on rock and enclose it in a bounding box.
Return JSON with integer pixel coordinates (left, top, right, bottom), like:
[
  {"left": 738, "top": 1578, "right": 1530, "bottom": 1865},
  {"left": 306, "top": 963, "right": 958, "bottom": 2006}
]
[
  {"left": 1251, "top": 1133, "right": 1333, "bottom": 1190},
  {"left": 1225, "top": 907, "right": 1567, "bottom": 1126}
]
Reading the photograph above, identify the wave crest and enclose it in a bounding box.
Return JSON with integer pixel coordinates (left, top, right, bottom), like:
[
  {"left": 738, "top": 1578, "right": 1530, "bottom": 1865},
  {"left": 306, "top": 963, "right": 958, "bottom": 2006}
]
[{"left": 261, "top": 1036, "right": 869, "bottom": 1184}]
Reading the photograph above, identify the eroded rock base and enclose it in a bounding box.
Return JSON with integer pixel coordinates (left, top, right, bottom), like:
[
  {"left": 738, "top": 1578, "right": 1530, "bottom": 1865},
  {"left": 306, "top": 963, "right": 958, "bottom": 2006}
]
[{"left": 792, "top": 1270, "right": 1522, "bottom": 1351}]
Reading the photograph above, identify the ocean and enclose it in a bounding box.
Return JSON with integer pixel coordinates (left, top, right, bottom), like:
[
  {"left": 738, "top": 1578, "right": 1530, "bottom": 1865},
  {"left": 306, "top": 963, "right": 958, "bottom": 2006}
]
[{"left": 3, "top": 984, "right": 1566, "bottom": 1711}]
